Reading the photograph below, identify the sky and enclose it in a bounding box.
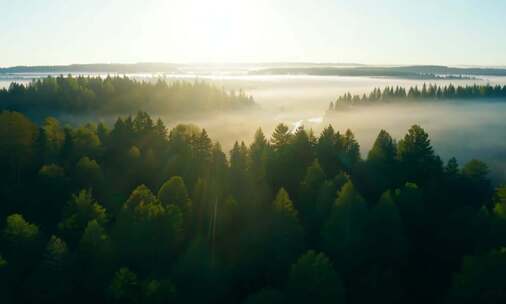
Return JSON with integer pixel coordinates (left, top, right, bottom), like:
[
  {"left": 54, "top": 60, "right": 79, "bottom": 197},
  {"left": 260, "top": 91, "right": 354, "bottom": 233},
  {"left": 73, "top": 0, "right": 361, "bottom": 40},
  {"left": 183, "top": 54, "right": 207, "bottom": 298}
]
[{"left": 1, "top": 0, "right": 506, "bottom": 67}]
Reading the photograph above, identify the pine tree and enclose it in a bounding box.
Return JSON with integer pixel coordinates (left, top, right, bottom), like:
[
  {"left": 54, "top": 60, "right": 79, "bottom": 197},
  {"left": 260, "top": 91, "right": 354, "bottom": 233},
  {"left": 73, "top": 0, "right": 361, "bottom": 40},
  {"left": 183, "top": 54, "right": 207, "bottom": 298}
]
[
  {"left": 271, "top": 123, "right": 291, "bottom": 150},
  {"left": 287, "top": 250, "right": 345, "bottom": 304}
]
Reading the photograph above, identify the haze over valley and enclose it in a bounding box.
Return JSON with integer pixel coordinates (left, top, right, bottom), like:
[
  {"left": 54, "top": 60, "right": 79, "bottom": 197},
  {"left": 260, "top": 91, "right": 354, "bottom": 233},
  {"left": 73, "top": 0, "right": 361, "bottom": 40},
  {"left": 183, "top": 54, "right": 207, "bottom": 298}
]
[
  {"left": 3, "top": 67, "right": 506, "bottom": 181},
  {"left": 2, "top": 1, "right": 506, "bottom": 303}
]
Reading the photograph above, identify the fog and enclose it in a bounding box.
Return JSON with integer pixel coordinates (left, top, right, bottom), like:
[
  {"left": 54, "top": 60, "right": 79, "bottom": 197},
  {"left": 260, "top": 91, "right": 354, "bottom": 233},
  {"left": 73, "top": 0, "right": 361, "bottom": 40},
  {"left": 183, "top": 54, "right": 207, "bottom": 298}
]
[
  {"left": 2, "top": 73, "right": 506, "bottom": 182},
  {"left": 157, "top": 75, "right": 506, "bottom": 182}
]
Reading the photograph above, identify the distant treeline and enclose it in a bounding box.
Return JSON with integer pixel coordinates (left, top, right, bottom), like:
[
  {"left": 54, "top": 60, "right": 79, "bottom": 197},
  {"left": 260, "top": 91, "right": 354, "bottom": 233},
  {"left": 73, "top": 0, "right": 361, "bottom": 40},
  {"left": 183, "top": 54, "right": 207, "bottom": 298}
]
[
  {"left": 0, "top": 63, "right": 181, "bottom": 73},
  {"left": 329, "top": 84, "right": 506, "bottom": 110},
  {"left": 253, "top": 65, "right": 506, "bottom": 79},
  {"left": 0, "top": 76, "right": 255, "bottom": 116}
]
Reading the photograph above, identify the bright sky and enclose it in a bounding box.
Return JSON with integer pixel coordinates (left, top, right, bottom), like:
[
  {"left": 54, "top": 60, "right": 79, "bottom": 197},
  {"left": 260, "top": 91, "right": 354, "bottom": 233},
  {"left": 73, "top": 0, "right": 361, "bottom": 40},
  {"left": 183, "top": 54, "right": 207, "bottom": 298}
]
[{"left": 1, "top": 0, "right": 506, "bottom": 67}]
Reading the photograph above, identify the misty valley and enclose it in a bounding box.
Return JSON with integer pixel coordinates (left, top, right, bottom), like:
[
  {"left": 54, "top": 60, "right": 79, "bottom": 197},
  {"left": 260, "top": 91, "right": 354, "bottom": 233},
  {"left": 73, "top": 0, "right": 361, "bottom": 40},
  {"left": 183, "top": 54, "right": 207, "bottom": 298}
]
[
  {"left": 2, "top": 73, "right": 506, "bottom": 182},
  {"left": 4, "top": 0, "right": 506, "bottom": 303},
  {"left": 1, "top": 71, "right": 506, "bottom": 304}
]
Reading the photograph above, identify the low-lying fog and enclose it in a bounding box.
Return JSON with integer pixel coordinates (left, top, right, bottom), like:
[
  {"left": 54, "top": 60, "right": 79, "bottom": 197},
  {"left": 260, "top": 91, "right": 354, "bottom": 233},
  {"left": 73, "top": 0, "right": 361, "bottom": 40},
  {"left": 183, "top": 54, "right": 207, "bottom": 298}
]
[
  {"left": 3, "top": 73, "right": 506, "bottom": 182},
  {"left": 159, "top": 75, "right": 506, "bottom": 183},
  {"left": 160, "top": 101, "right": 506, "bottom": 183}
]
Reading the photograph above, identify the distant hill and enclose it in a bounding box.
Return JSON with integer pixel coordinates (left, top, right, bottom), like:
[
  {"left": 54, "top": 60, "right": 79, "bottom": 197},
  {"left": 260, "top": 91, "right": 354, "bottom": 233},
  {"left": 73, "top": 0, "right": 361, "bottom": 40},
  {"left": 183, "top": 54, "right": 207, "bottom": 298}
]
[
  {"left": 0, "top": 63, "right": 183, "bottom": 74},
  {"left": 0, "top": 62, "right": 363, "bottom": 74},
  {"left": 251, "top": 65, "right": 506, "bottom": 79},
  {"left": 3, "top": 63, "right": 506, "bottom": 79}
]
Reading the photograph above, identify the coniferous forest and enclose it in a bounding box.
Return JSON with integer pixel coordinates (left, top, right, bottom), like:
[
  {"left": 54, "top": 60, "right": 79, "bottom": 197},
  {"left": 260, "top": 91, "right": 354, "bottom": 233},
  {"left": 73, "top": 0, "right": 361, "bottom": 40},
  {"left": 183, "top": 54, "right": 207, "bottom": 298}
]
[
  {"left": 1, "top": 106, "right": 506, "bottom": 304},
  {"left": 0, "top": 76, "right": 255, "bottom": 117},
  {"left": 328, "top": 83, "right": 506, "bottom": 111},
  {"left": 3, "top": 0, "right": 506, "bottom": 302}
]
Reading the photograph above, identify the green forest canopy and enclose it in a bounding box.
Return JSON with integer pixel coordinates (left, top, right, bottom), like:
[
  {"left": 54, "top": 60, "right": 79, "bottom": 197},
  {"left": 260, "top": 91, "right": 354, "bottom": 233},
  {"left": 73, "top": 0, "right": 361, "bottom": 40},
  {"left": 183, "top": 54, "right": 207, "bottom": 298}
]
[
  {"left": 328, "top": 83, "right": 506, "bottom": 111},
  {"left": 0, "top": 76, "right": 255, "bottom": 116},
  {"left": 1, "top": 110, "right": 506, "bottom": 303}
]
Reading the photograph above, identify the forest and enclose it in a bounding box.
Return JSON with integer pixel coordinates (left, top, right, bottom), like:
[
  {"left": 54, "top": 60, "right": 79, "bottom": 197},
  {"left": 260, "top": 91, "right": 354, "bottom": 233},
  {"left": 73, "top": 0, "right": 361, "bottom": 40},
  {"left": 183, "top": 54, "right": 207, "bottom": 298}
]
[
  {"left": 1, "top": 109, "right": 506, "bottom": 304},
  {"left": 0, "top": 76, "right": 255, "bottom": 118},
  {"left": 328, "top": 83, "right": 506, "bottom": 111}
]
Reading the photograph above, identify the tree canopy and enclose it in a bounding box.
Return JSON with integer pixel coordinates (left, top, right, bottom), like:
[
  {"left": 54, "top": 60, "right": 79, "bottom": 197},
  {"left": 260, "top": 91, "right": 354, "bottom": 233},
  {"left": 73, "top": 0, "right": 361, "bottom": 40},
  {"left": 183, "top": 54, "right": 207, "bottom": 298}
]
[
  {"left": 0, "top": 76, "right": 255, "bottom": 118},
  {"left": 329, "top": 83, "right": 506, "bottom": 111},
  {"left": 0, "top": 110, "right": 502, "bottom": 304}
]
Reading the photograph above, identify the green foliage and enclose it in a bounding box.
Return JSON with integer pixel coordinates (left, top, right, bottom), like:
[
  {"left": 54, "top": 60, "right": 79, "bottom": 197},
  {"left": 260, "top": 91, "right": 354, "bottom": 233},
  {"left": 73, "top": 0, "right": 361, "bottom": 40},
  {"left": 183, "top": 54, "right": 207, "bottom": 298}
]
[
  {"left": 172, "top": 238, "right": 231, "bottom": 303},
  {"left": 322, "top": 181, "right": 368, "bottom": 269},
  {"left": 114, "top": 185, "right": 183, "bottom": 271},
  {"left": 397, "top": 125, "right": 442, "bottom": 184},
  {"left": 243, "top": 288, "right": 285, "bottom": 304},
  {"left": 493, "top": 186, "right": 506, "bottom": 218},
  {"left": 24, "top": 235, "right": 71, "bottom": 302},
  {"left": 0, "top": 110, "right": 503, "bottom": 304},
  {"left": 1, "top": 76, "right": 255, "bottom": 115},
  {"left": 59, "top": 190, "right": 107, "bottom": 243},
  {"left": 287, "top": 250, "right": 345, "bottom": 304},
  {"left": 330, "top": 83, "right": 506, "bottom": 110},
  {"left": 248, "top": 128, "right": 269, "bottom": 180},
  {"left": 446, "top": 157, "right": 460, "bottom": 176},
  {"left": 315, "top": 125, "right": 341, "bottom": 177},
  {"left": 395, "top": 182, "right": 425, "bottom": 235},
  {"left": 298, "top": 160, "right": 335, "bottom": 246},
  {"left": 0, "top": 255, "right": 7, "bottom": 269},
  {"left": 75, "top": 156, "right": 103, "bottom": 188},
  {"left": 368, "top": 129, "right": 396, "bottom": 164},
  {"left": 398, "top": 125, "right": 433, "bottom": 164},
  {"left": 266, "top": 189, "right": 306, "bottom": 284},
  {"left": 301, "top": 160, "right": 326, "bottom": 191},
  {"left": 79, "top": 220, "right": 110, "bottom": 254},
  {"left": 271, "top": 123, "right": 291, "bottom": 149},
  {"left": 342, "top": 129, "right": 361, "bottom": 169},
  {"left": 96, "top": 122, "right": 110, "bottom": 143},
  {"left": 124, "top": 184, "right": 158, "bottom": 209},
  {"left": 357, "top": 129, "right": 399, "bottom": 201},
  {"left": 128, "top": 145, "right": 141, "bottom": 159},
  {"left": 72, "top": 125, "right": 101, "bottom": 159},
  {"left": 42, "top": 117, "right": 65, "bottom": 160},
  {"left": 462, "top": 159, "right": 490, "bottom": 180},
  {"left": 268, "top": 126, "right": 314, "bottom": 197},
  {"left": 0, "top": 111, "right": 38, "bottom": 182},
  {"left": 299, "top": 160, "right": 326, "bottom": 210},
  {"left": 39, "top": 163, "right": 65, "bottom": 178},
  {"left": 229, "top": 141, "right": 250, "bottom": 202},
  {"left": 210, "top": 142, "right": 229, "bottom": 198},
  {"left": 273, "top": 188, "right": 298, "bottom": 218},
  {"left": 44, "top": 235, "right": 68, "bottom": 267},
  {"left": 447, "top": 249, "right": 506, "bottom": 304},
  {"left": 366, "top": 191, "right": 407, "bottom": 262},
  {"left": 142, "top": 279, "right": 176, "bottom": 304},
  {"left": 157, "top": 176, "right": 191, "bottom": 212},
  {"left": 3, "top": 213, "right": 39, "bottom": 242},
  {"left": 109, "top": 267, "right": 140, "bottom": 303},
  {"left": 461, "top": 159, "right": 493, "bottom": 209}
]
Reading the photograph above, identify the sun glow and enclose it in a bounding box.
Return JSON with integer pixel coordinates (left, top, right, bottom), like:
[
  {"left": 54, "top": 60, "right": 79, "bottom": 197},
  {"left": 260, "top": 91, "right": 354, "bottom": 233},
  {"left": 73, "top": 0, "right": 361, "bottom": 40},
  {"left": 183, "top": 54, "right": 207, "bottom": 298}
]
[{"left": 128, "top": 0, "right": 300, "bottom": 63}]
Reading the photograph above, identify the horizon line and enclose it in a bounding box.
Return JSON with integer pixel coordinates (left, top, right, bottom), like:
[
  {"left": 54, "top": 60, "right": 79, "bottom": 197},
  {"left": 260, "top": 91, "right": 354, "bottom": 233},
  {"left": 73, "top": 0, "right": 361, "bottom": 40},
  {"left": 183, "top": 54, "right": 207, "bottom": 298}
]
[{"left": 2, "top": 62, "right": 506, "bottom": 70}]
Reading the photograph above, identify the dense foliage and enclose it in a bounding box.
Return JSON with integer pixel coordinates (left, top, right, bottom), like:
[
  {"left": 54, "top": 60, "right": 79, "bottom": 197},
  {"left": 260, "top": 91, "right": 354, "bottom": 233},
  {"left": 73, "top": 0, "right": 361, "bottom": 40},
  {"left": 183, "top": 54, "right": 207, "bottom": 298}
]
[
  {"left": 329, "top": 83, "right": 506, "bottom": 110},
  {"left": 0, "top": 76, "right": 255, "bottom": 116},
  {"left": 1, "top": 110, "right": 505, "bottom": 303}
]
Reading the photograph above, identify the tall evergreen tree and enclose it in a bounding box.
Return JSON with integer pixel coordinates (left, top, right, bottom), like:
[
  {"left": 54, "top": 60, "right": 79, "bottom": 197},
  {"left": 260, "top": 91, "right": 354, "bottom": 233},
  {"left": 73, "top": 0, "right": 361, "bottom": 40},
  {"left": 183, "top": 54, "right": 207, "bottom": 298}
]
[
  {"left": 271, "top": 124, "right": 291, "bottom": 150},
  {"left": 287, "top": 250, "right": 345, "bottom": 304},
  {"left": 397, "top": 125, "right": 442, "bottom": 185}
]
